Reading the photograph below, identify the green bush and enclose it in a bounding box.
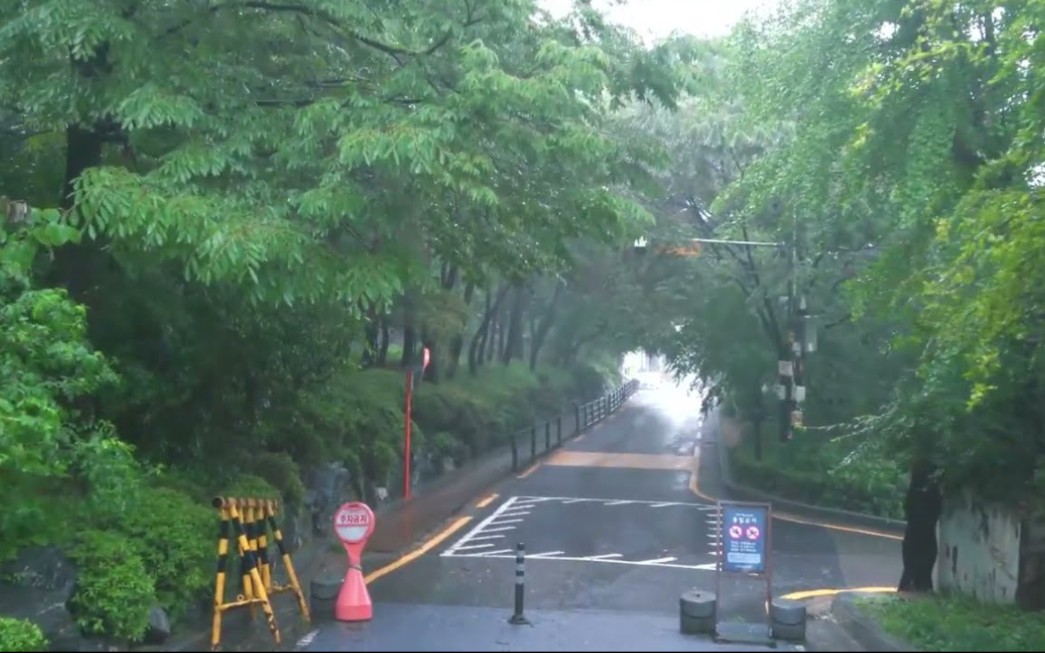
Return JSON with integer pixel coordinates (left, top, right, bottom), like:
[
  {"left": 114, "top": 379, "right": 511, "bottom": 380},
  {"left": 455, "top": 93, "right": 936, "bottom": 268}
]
[
  {"left": 67, "top": 530, "right": 155, "bottom": 642},
  {"left": 0, "top": 617, "right": 48, "bottom": 652},
  {"left": 107, "top": 487, "right": 214, "bottom": 620},
  {"left": 729, "top": 428, "right": 905, "bottom": 519},
  {"left": 864, "top": 593, "right": 1045, "bottom": 651},
  {"left": 245, "top": 451, "right": 307, "bottom": 508}
]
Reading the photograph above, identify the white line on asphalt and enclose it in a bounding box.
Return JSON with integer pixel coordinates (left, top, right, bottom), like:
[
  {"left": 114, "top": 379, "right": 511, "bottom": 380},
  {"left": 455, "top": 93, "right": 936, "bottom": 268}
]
[
  {"left": 527, "top": 551, "right": 565, "bottom": 558},
  {"left": 635, "top": 557, "right": 677, "bottom": 564},
  {"left": 441, "top": 496, "right": 519, "bottom": 556},
  {"left": 455, "top": 542, "right": 495, "bottom": 551},
  {"left": 482, "top": 526, "right": 517, "bottom": 533},
  {"left": 296, "top": 629, "right": 319, "bottom": 650},
  {"left": 489, "top": 518, "right": 523, "bottom": 525},
  {"left": 468, "top": 534, "right": 505, "bottom": 542},
  {"left": 500, "top": 509, "right": 531, "bottom": 517},
  {"left": 511, "top": 495, "right": 716, "bottom": 509},
  {"left": 584, "top": 553, "right": 623, "bottom": 560},
  {"left": 444, "top": 552, "right": 718, "bottom": 572}
]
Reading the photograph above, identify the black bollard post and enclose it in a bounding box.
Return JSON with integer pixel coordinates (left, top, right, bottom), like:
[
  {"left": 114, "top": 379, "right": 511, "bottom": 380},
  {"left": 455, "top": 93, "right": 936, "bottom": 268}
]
[{"left": 508, "top": 542, "right": 528, "bottom": 625}]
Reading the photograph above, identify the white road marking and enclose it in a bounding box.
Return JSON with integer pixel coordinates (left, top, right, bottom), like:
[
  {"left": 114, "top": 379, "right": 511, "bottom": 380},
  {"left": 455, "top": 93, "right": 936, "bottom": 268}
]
[
  {"left": 500, "top": 509, "right": 531, "bottom": 517},
  {"left": 445, "top": 551, "right": 718, "bottom": 572},
  {"left": 584, "top": 553, "right": 624, "bottom": 560},
  {"left": 528, "top": 551, "right": 565, "bottom": 558},
  {"left": 442, "top": 496, "right": 520, "bottom": 555},
  {"left": 455, "top": 542, "right": 495, "bottom": 551},
  {"left": 468, "top": 534, "right": 505, "bottom": 542},
  {"left": 489, "top": 518, "right": 524, "bottom": 525},
  {"left": 636, "top": 556, "right": 677, "bottom": 564},
  {"left": 511, "top": 495, "right": 716, "bottom": 509},
  {"left": 482, "top": 526, "right": 517, "bottom": 533},
  {"left": 296, "top": 629, "right": 319, "bottom": 650}
]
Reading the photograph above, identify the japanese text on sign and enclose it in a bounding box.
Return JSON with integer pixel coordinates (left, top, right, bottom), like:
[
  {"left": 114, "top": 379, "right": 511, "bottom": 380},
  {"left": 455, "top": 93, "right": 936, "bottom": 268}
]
[{"left": 720, "top": 503, "right": 768, "bottom": 575}]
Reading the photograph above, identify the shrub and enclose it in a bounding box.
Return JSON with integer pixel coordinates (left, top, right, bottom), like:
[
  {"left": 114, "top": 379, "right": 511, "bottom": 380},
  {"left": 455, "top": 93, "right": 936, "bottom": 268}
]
[
  {"left": 67, "top": 530, "right": 155, "bottom": 642},
  {"left": 245, "top": 451, "right": 307, "bottom": 508},
  {"left": 0, "top": 617, "right": 48, "bottom": 652},
  {"left": 108, "top": 487, "right": 214, "bottom": 620}
]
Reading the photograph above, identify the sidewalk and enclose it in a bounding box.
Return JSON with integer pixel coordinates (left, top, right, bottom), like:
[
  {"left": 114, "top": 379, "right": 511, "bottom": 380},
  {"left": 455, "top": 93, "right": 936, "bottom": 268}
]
[{"left": 367, "top": 447, "right": 515, "bottom": 553}]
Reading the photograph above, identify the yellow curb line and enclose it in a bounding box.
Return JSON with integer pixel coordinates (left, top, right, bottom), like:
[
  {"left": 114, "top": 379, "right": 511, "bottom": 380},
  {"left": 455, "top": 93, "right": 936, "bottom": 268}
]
[
  {"left": 475, "top": 493, "right": 499, "bottom": 509},
  {"left": 780, "top": 587, "right": 897, "bottom": 601},
  {"left": 364, "top": 515, "right": 472, "bottom": 585}
]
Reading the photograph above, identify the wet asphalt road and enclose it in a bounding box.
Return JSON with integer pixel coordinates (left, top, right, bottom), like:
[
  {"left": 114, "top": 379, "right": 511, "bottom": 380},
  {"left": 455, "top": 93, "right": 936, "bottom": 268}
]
[{"left": 300, "top": 384, "right": 900, "bottom": 651}]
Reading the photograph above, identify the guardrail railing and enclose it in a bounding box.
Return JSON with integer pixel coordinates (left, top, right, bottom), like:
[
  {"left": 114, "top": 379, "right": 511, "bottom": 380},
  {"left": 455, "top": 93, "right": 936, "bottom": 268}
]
[{"left": 508, "top": 378, "right": 640, "bottom": 472}]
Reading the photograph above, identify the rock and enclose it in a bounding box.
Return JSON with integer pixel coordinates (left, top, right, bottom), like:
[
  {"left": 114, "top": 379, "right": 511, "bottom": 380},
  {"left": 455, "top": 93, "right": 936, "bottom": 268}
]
[
  {"left": 1, "top": 546, "right": 77, "bottom": 597},
  {"left": 144, "top": 606, "right": 171, "bottom": 645}
]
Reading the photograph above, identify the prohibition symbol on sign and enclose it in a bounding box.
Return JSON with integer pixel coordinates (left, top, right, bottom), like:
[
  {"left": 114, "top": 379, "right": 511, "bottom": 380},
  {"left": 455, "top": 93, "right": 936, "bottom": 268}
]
[
  {"left": 746, "top": 525, "right": 761, "bottom": 540},
  {"left": 728, "top": 525, "right": 743, "bottom": 539}
]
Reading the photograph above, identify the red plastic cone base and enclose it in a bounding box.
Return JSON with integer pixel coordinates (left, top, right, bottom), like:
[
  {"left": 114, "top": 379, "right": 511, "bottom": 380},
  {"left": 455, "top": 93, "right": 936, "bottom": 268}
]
[{"left": 335, "top": 567, "right": 372, "bottom": 622}]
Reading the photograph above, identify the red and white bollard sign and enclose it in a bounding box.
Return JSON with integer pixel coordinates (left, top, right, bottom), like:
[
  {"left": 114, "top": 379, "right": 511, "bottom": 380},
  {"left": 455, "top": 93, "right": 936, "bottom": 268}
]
[{"left": 333, "top": 502, "right": 375, "bottom": 622}]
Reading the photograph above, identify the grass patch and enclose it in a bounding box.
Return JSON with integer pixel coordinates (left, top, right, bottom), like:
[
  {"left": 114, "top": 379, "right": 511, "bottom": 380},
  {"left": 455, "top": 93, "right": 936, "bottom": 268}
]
[{"left": 862, "top": 594, "right": 1045, "bottom": 651}]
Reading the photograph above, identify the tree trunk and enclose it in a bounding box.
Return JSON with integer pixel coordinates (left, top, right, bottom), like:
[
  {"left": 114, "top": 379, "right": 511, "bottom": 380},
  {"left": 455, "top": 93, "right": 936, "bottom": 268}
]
[
  {"left": 898, "top": 457, "right": 942, "bottom": 592},
  {"left": 502, "top": 284, "right": 528, "bottom": 365},
  {"left": 447, "top": 282, "right": 475, "bottom": 379},
  {"left": 361, "top": 310, "right": 379, "bottom": 368},
  {"left": 493, "top": 308, "right": 505, "bottom": 362},
  {"left": 377, "top": 319, "right": 390, "bottom": 366},
  {"left": 529, "top": 282, "right": 563, "bottom": 371},
  {"left": 469, "top": 284, "right": 508, "bottom": 375},
  {"left": 401, "top": 323, "right": 416, "bottom": 367}
]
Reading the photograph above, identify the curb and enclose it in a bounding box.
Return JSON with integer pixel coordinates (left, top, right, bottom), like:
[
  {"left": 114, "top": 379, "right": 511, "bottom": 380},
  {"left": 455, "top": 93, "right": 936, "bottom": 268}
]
[
  {"left": 831, "top": 594, "right": 917, "bottom": 652},
  {"left": 712, "top": 413, "right": 906, "bottom": 535}
]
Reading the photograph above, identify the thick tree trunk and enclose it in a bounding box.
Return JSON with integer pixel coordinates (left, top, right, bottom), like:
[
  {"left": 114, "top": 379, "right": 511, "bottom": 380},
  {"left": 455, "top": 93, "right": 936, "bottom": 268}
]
[{"left": 898, "top": 458, "right": 942, "bottom": 592}]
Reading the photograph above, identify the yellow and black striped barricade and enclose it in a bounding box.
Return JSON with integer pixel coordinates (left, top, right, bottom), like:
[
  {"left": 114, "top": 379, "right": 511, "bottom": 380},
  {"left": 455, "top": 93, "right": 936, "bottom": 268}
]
[{"left": 210, "top": 497, "right": 310, "bottom": 650}]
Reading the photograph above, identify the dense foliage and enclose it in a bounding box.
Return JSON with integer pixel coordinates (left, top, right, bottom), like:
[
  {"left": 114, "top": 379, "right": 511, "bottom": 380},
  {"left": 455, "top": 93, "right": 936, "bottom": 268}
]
[{"left": 0, "top": 0, "right": 692, "bottom": 639}]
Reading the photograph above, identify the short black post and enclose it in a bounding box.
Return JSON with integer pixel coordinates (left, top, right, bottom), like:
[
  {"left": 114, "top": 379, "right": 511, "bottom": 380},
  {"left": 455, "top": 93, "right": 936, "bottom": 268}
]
[
  {"left": 530, "top": 426, "right": 537, "bottom": 460},
  {"left": 509, "top": 542, "right": 528, "bottom": 625},
  {"left": 544, "top": 421, "right": 551, "bottom": 451},
  {"left": 556, "top": 415, "right": 562, "bottom": 444}
]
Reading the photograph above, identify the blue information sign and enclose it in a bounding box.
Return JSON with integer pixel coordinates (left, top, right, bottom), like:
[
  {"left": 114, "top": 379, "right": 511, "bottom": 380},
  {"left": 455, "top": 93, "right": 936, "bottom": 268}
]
[{"left": 720, "top": 504, "right": 769, "bottom": 575}]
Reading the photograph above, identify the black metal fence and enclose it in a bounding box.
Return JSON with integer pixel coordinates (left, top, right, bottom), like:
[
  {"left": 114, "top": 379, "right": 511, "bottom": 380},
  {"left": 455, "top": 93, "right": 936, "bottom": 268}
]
[{"left": 508, "top": 379, "right": 640, "bottom": 472}]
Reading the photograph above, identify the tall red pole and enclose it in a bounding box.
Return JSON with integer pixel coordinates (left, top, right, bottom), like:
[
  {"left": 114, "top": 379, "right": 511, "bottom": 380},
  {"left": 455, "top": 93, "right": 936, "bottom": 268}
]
[{"left": 403, "top": 370, "right": 413, "bottom": 500}]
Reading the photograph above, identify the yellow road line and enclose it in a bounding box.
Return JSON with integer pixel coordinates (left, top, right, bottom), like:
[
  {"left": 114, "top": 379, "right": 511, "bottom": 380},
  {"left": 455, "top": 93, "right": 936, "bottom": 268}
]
[
  {"left": 475, "top": 493, "right": 499, "bottom": 509},
  {"left": 688, "top": 451, "right": 903, "bottom": 540},
  {"left": 364, "top": 516, "right": 472, "bottom": 584},
  {"left": 516, "top": 463, "right": 541, "bottom": 479},
  {"left": 781, "top": 587, "right": 896, "bottom": 601}
]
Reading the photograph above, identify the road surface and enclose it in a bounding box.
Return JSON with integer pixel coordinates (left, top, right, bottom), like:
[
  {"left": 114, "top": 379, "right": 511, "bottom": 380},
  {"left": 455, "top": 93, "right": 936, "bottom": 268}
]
[{"left": 299, "top": 385, "right": 900, "bottom": 651}]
